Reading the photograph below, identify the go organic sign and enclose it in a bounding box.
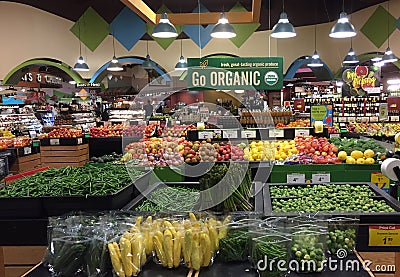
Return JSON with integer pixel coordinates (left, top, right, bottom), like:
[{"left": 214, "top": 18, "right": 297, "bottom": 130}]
[{"left": 187, "top": 57, "right": 283, "bottom": 90}]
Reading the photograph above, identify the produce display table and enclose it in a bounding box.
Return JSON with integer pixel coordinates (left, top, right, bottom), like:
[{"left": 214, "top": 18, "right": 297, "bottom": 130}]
[
  {"left": 9, "top": 153, "right": 41, "bottom": 174},
  {"left": 40, "top": 144, "right": 89, "bottom": 168}
]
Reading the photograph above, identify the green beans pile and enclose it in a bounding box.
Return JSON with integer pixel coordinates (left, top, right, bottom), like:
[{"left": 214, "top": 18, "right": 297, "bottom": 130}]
[
  {"left": 0, "top": 163, "right": 143, "bottom": 197},
  {"left": 219, "top": 229, "right": 249, "bottom": 262},
  {"left": 135, "top": 186, "right": 200, "bottom": 212}
]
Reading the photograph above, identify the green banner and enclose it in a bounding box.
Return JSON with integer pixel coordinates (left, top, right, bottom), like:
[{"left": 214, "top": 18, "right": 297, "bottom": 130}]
[{"left": 187, "top": 57, "right": 283, "bottom": 90}]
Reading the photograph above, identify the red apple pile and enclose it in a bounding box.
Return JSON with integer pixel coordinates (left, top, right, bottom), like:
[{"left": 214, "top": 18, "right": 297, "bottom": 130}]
[
  {"left": 295, "top": 136, "right": 340, "bottom": 164},
  {"left": 162, "top": 125, "right": 196, "bottom": 137},
  {"left": 144, "top": 123, "right": 162, "bottom": 137},
  {"left": 215, "top": 142, "right": 231, "bottom": 161},
  {"left": 90, "top": 124, "right": 123, "bottom": 138},
  {"left": 122, "top": 125, "right": 146, "bottom": 137},
  {"left": 180, "top": 139, "right": 202, "bottom": 163}
]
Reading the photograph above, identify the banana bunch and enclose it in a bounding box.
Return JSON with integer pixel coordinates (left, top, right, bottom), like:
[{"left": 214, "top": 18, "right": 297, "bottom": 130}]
[
  {"left": 120, "top": 152, "right": 133, "bottom": 162},
  {"left": 0, "top": 129, "right": 14, "bottom": 138}
]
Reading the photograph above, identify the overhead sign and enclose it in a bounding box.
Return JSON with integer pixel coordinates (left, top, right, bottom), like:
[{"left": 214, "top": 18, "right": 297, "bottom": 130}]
[
  {"left": 20, "top": 72, "right": 62, "bottom": 88},
  {"left": 187, "top": 57, "right": 283, "bottom": 90},
  {"left": 342, "top": 65, "right": 380, "bottom": 97}
]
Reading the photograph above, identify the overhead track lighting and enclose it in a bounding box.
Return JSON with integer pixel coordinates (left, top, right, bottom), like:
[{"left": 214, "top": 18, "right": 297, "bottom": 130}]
[
  {"left": 142, "top": 40, "right": 154, "bottom": 70},
  {"left": 343, "top": 39, "right": 359, "bottom": 64},
  {"left": 271, "top": 0, "right": 296, "bottom": 38},
  {"left": 152, "top": 12, "right": 178, "bottom": 38},
  {"left": 175, "top": 38, "right": 187, "bottom": 71},
  {"left": 73, "top": 18, "right": 89, "bottom": 72},
  {"left": 107, "top": 31, "right": 123, "bottom": 72},
  {"left": 211, "top": 12, "right": 236, "bottom": 39},
  {"left": 329, "top": 0, "right": 356, "bottom": 38},
  {"left": 308, "top": 25, "right": 324, "bottom": 67}
]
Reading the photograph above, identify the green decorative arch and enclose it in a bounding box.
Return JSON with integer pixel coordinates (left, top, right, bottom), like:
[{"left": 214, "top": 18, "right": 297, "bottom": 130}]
[{"left": 2, "top": 58, "right": 86, "bottom": 85}]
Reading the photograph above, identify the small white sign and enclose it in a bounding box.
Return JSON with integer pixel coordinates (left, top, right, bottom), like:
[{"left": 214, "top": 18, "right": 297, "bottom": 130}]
[
  {"left": 268, "top": 129, "right": 284, "bottom": 138},
  {"left": 312, "top": 173, "right": 331, "bottom": 183},
  {"left": 339, "top": 117, "right": 347, "bottom": 123},
  {"left": 214, "top": 129, "right": 222, "bottom": 135},
  {"left": 348, "top": 117, "right": 356, "bottom": 122},
  {"left": 287, "top": 173, "right": 305, "bottom": 183},
  {"left": 23, "top": 147, "right": 32, "bottom": 155},
  {"left": 241, "top": 130, "right": 257, "bottom": 139},
  {"left": 29, "top": 131, "right": 37, "bottom": 139},
  {"left": 223, "top": 130, "right": 238, "bottom": 139},
  {"left": 198, "top": 131, "right": 213, "bottom": 140},
  {"left": 390, "top": 116, "right": 399, "bottom": 122},
  {"left": 295, "top": 129, "right": 310, "bottom": 137},
  {"left": 77, "top": 138, "right": 83, "bottom": 145},
  {"left": 50, "top": 138, "right": 60, "bottom": 146},
  {"left": 370, "top": 116, "right": 379, "bottom": 123},
  {"left": 330, "top": 134, "right": 340, "bottom": 138}
]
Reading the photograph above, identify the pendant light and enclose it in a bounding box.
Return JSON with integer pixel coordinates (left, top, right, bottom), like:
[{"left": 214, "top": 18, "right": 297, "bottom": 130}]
[
  {"left": 175, "top": 37, "right": 187, "bottom": 70},
  {"left": 308, "top": 25, "right": 323, "bottom": 67},
  {"left": 107, "top": 31, "right": 123, "bottom": 72},
  {"left": 152, "top": 12, "right": 178, "bottom": 38},
  {"left": 343, "top": 39, "right": 359, "bottom": 64},
  {"left": 381, "top": 0, "right": 398, "bottom": 64},
  {"left": 271, "top": 0, "right": 296, "bottom": 38},
  {"left": 211, "top": 12, "right": 236, "bottom": 38},
  {"left": 73, "top": 20, "right": 89, "bottom": 72},
  {"left": 142, "top": 40, "right": 154, "bottom": 70},
  {"left": 329, "top": 0, "right": 357, "bottom": 38}
]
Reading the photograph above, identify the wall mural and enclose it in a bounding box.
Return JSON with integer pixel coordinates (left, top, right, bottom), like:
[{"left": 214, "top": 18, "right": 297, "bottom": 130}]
[{"left": 69, "top": 4, "right": 400, "bottom": 52}]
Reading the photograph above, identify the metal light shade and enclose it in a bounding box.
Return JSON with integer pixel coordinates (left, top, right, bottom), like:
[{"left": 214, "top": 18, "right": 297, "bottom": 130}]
[
  {"left": 343, "top": 48, "right": 359, "bottom": 64},
  {"left": 329, "top": 12, "right": 357, "bottom": 38},
  {"left": 211, "top": 13, "right": 236, "bottom": 38},
  {"left": 307, "top": 51, "right": 324, "bottom": 67},
  {"left": 382, "top": 47, "right": 398, "bottom": 64},
  {"left": 175, "top": 56, "right": 188, "bottom": 70},
  {"left": 73, "top": 56, "right": 89, "bottom": 71},
  {"left": 271, "top": 12, "right": 296, "bottom": 38},
  {"left": 107, "top": 56, "right": 123, "bottom": 72},
  {"left": 142, "top": 54, "right": 154, "bottom": 69},
  {"left": 152, "top": 12, "right": 178, "bottom": 38}
]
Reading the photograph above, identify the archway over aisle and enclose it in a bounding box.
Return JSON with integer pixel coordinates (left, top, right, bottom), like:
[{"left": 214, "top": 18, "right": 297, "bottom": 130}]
[{"left": 284, "top": 56, "right": 334, "bottom": 82}]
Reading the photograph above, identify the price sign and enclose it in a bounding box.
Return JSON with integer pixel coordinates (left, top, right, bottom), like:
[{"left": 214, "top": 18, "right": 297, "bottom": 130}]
[
  {"left": 339, "top": 117, "right": 347, "bottom": 123},
  {"left": 32, "top": 140, "right": 40, "bottom": 147},
  {"left": 370, "top": 116, "right": 379, "bottom": 123},
  {"left": 77, "top": 138, "right": 83, "bottom": 144},
  {"left": 312, "top": 173, "right": 330, "bottom": 183},
  {"left": 198, "top": 131, "right": 213, "bottom": 140},
  {"left": 50, "top": 138, "right": 60, "bottom": 146},
  {"left": 214, "top": 129, "right": 222, "bottom": 135},
  {"left": 287, "top": 173, "right": 305, "bottom": 184},
  {"left": 390, "top": 116, "right": 399, "bottom": 122},
  {"left": 348, "top": 117, "right": 356, "bottom": 122},
  {"left": 295, "top": 129, "right": 310, "bottom": 137},
  {"left": 330, "top": 134, "right": 340, "bottom": 138},
  {"left": 29, "top": 131, "right": 37, "bottom": 139},
  {"left": 268, "top": 129, "right": 284, "bottom": 138},
  {"left": 23, "top": 147, "right": 32, "bottom": 155},
  {"left": 223, "top": 130, "right": 238, "bottom": 139},
  {"left": 84, "top": 133, "right": 90, "bottom": 138},
  {"left": 241, "top": 130, "right": 257, "bottom": 139},
  {"left": 379, "top": 103, "right": 389, "bottom": 121},
  {"left": 369, "top": 226, "right": 400, "bottom": 247}
]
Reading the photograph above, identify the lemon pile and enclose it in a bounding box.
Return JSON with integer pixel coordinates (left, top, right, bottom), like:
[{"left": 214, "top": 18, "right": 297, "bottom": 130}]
[
  {"left": 243, "top": 141, "right": 276, "bottom": 161},
  {"left": 338, "top": 149, "right": 375, "bottom": 164}
]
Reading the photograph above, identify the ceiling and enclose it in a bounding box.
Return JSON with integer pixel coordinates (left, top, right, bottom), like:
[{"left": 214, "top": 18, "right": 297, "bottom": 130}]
[{"left": 5, "top": 0, "right": 387, "bottom": 37}]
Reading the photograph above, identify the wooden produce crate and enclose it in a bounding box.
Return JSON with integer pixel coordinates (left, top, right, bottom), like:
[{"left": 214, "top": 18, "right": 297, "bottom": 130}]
[
  {"left": 0, "top": 246, "right": 47, "bottom": 277},
  {"left": 355, "top": 251, "right": 400, "bottom": 277},
  {"left": 9, "top": 153, "right": 41, "bottom": 174},
  {"left": 40, "top": 144, "right": 89, "bottom": 168}
]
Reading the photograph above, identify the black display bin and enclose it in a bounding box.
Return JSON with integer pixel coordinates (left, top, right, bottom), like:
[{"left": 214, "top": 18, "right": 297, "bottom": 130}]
[{"left": 89, "top": 136, "right": 143, "bottom": 157}]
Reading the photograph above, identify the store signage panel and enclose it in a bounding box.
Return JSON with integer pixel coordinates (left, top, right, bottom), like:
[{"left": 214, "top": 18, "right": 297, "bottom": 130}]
[
  {"left": 310, "top": 105, "right": 333, "bottom": 126},
  {"left": 379, "top": 103, "right": 388, "bottom": 121},
  {"left": 341, "top": 65, "right": 380, "bottom": 97},
  {"left": 368, "top": 225, "right": 400, "bottom": 247},
  {"left": 187, "top": 57, "right": 283, "bottom": 90}
]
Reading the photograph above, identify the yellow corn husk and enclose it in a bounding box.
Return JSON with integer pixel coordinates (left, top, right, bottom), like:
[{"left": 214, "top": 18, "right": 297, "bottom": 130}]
[
  {"left": 200, "top": 233, "right": 212, "bottom": 267},
  {"left": 208, "top": 226, "right": 219, "bottom": 252},
  {"left": 218, "top": 215, "right": 232, "bottom": 239},
  {"left": 135, "top": 216, "right": 143, "bottom": 227},
  {"left": 173, "top": 231, "right": 183, "bottom": 268},
  {"left": 163, "top": 229, "right": 174, "bottom": 268},
  {"left": 108, "top": 242, "right": 126, "bottom": 277},
  {"left": 189, "top": 212, "right": 197, "bottom": 222},
  {"left": 145, "top": 215, "right": 153, "bottom": 223},
  {"left": 113, "top": 242, "right": 123, "bottom": 261},
  {"left": 153, "top": 235, "right": 167, "bottom": 267},
  {"left": 120, "top": 238, "right": 133, "bottom": 277},
  {"left": 191, "top": 234, "right": 201, "bottom": 271},
  {"left": 183, "top": 229, "right": 193, "bottom": 266},
  {"left": 131, "top": 234, "right": 141, "bottom": 276},
  {"left": 164, "top": 220, "right": 177, "bottom": 238}
]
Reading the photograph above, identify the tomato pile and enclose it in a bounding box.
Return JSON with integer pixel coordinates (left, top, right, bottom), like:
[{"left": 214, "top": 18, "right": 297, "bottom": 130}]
[
  {"left": 90, "top": 124, "right": 123, "bottom": 138},
  {"left": 41, "top": 128, "right": 83, "bottom": 139},
  {"left": 295, "top": 136, "right": 340, "bottom": 164}
]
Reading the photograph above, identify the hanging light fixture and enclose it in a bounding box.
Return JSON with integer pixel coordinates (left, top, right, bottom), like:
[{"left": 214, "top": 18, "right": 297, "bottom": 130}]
[
  {"left": 142, "top": 40, "right": 154, "bottom": 70},
  {"left": 308, "top": 25, "right": 324, "bottom": 67},
  {"left": 271, "top": 0, "right": 296, "bottom": 38},
  {"left": 175, "top": 37, "right": 187, "bottom": 70},
  {"left": 381, "top": 0, "right": 398, "bottom": 64},
  {"left": 211, "top": 12, "right": 236, "bottom": 38},
  {"left": 343, "top": 39, "right": 359, "bottom": 64},
  {"left": 107, "top": 31, "right": 123, "bottom": 72},
  {"left": 371, "top": 51, "right": 382, "bottom": 62},
  {"left": 329, "top": 0, "right": 357, "bottom": 38},
  {"left": 73, "top": 20, "right": 89, "bottom": 72},
  {"left": 152, "top": 12, "right": 178, "bottom": 38}
]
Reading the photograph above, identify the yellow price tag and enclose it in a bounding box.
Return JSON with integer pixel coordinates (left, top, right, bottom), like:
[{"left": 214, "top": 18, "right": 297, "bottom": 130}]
[
  {"left": 371, "top": 173, "right": 390, "bottom": 190},
  {"left": 368, "top": 226, "right": 400, "bottom": 247}
]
